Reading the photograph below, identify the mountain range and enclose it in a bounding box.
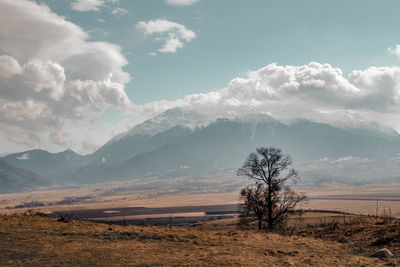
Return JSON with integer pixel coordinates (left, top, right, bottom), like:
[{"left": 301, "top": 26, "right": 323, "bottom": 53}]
[
  {"left": 2, "top": 107, "right": 400, "bottom": 193},
  {"left": 0, "top": 158, "right": 44, "bottom": 193}
]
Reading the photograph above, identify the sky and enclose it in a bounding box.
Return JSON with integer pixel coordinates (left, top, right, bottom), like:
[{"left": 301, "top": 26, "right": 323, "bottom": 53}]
[{"left": 2, "top": 0, "right": 400, "bottom": 155}]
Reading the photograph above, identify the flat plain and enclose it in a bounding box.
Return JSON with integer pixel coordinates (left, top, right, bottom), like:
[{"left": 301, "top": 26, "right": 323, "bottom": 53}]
[{"left": 1, "top": 181, "right": 400, "bottom": 222}]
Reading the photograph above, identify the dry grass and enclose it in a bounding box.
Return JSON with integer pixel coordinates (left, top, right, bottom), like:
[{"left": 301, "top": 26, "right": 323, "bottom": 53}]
[
  {"left": 0, "top": 214, "right": 393, "bottom": 266},
  {"left": 2, "top": 182, "right": 400, "bottom": 266},
  {"left": 288, "top": 214, "right": 400, "bottom": 263}
]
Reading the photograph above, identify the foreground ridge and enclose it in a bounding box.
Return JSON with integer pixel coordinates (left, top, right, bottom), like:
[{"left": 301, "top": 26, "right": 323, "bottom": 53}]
[{"left": 0, "top": 214, "right": 396, "bottom": 266}]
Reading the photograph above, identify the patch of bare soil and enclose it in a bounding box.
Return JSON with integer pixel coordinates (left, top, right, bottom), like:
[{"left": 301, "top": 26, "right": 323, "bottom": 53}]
[{"left": 0, "top": 214, "right": 392, "bottom": 266}]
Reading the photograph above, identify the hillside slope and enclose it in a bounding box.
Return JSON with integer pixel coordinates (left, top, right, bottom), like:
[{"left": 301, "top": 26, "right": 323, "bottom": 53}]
[
  {"left": 2, "top": 149, "right": 89, "bottom": 185},
  {"left": 0, "top": 159, "right": 44, "bottom": 193},
  {"left": 0, "top": 214, "right": 393, "bottom": 266},
  {"left": 75, "top": 116, "right": 400, "bottom": 183}
]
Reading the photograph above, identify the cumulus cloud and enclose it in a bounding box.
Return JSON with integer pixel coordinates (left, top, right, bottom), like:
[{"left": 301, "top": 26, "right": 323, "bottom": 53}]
[
  {"left": 348, "top": 66, "right": 400, "bottom": 111},
  {"left": 0, "top": 0, "right": 132, "bottom": 152},
  {"left": 21, "top": 60, "right": 66, "bottom": 101},
  {"left": 0, "top": 55, "right": 21, "bottom": 78},
  {"left": 137, "top": 19, "right": 196, "bottom": 53},
  {"left": 165, "top": 0, "right": 200, "bottom": 6},
  {"left": 139, "top": 62, "right": 400, "bottom": 132}
]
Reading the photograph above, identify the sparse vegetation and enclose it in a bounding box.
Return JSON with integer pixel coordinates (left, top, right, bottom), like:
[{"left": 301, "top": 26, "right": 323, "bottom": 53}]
[
  {"left": 284, "top": 214, "right": 400, "bottom": 263},
  {"left": 1, "top": 181, "right": 400, "bottom": 265},
  {"left": 0, "top": 214, "right": 397, "bottom": 266},
  {"left": 56, "top": 212, "right": 73, "bottom": 223}
]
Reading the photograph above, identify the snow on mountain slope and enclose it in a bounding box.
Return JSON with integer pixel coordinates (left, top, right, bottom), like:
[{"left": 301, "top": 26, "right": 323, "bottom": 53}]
[
  {"left": 107, "top": 106, "right": 400, "bottom": 149},
  {"left": 108, "top": 107, "right": 213, "bottom": 144}
]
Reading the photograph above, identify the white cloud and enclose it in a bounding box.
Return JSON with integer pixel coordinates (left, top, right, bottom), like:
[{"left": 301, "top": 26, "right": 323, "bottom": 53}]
[
  {"left": 3, "top": 0, "right": 400, "bottom": 155},
  {"left": 21, "top": 60, "right": 66, "bottom": 101},
  {"left": 111, "top": 7, "right": 128, "bottom": 16},
  {"left": 139, "top": 62, "right": 400, "bottom": 132},
  {"left": 71, "top": 0, "right": 120, "bottom": 12},
  {"left": 159, "top": 38, "right": 184, "bottom": 53},
  {"left": 388, "top": 45, "right": 400, "bottom": 60},
  {"left": 0, "top": 0, "right": 133, "bottom": 153},
  {"left": 0, "top": 55, "right": 21, "bottom": 78},
  {"left": 71, "top": 0, "right": 105, "bottom": 12},
  {"left": 137, "top": 19, "right": 196, "bottom": 53},
  {"left": 165, "top": 0, "right": 200, "bottom": 6}
]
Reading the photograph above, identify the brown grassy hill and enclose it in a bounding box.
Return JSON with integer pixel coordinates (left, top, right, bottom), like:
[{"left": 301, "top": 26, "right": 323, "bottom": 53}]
[{"left": 0, "top": 214, "right": 396, "bottom": 266}]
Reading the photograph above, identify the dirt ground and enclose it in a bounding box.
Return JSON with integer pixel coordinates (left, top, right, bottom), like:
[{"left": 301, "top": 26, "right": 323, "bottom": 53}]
[{"left": 0, "top": 214, "right": 397, "bottom": 266}]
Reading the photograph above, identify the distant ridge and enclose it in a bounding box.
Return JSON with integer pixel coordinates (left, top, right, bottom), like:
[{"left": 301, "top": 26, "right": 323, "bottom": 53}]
[
  {"left": 3, "top": 108, "right": 400, "bottom": 192},
  {"left": 0, "top": 158, "right": 44, "bottom": 193}
]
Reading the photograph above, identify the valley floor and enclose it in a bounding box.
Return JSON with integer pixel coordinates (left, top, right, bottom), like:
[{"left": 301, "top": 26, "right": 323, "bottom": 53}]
[
  {"left": 3, "top": 182, "right": 400, "bottom": 221},
  {"left": 0, "top": 214, "right": 398, "bottom": 266}
]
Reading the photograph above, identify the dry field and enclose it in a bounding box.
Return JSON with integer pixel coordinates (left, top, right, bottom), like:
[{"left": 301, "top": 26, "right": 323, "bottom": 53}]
[
  {"left": 0, "top": 214, "right": 398, "bottom": 266},
  {"left": 0, "top": 176, "right": 242, "bottom": 213},
  {"left": 2, "top": 182, "right": 400, "bottom": 224},
  {"left": 301, "top": 183, "right": 400, "bottom": 218},
  {"left": 1, "top": 181, "right": 400, "bottom": 266},
  {"left": 191, "top": 212, "right": 357, "bottom": 231}
]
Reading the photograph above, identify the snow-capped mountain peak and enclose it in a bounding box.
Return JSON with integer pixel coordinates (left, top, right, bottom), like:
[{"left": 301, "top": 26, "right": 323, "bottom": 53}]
[{"left": 109, "top": 107, "right": 214, "bottom": 143}]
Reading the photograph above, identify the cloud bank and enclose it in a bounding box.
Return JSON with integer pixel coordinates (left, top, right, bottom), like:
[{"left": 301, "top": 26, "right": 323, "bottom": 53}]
[
  {"left": 140, "top": 62, "right": 400, "bottom": 131},
  {"left": 137, "top": 19, "right": 196, "bottom": 53},
  {"left": 0, "top": 0, "right": 132, "bottom": 151}
]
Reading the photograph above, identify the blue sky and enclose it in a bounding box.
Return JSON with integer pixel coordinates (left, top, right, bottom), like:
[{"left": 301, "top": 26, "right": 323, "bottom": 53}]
[
  {"left": 43, "top": 0, "right": 400, "bottom": 103},
  {"left": 2, "top": 0, "right": 400, "bottom": 154}
]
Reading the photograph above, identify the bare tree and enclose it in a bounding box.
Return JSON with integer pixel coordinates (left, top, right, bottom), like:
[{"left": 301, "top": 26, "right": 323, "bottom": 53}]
[
  {"left": 240, "top": 182, "right": 268, "bottom": 230},
  {"left": 237, "top": 146, "right": 305, "bottom": 231}
]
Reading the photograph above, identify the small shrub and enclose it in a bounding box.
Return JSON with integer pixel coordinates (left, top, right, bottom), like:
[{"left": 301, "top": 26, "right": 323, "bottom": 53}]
[{"left": 57, "top": 213, "right": 73, "bottom": 223}]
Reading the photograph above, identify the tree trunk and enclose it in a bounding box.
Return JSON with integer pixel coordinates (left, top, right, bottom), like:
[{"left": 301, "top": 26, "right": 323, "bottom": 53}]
[
  {"left": 258, "top": 216, "right": 262, "bottom": 230},
  {"left": 267, "top": 182, "right": 273, "bottom": 231}
]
